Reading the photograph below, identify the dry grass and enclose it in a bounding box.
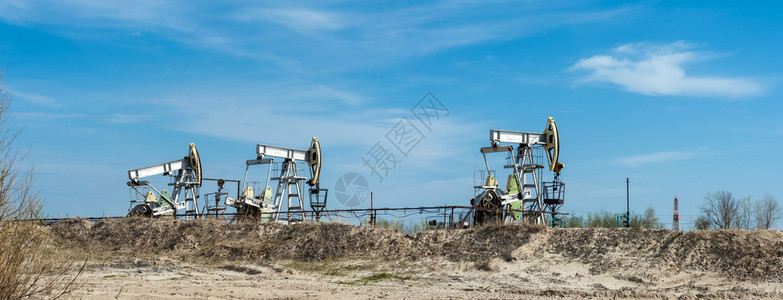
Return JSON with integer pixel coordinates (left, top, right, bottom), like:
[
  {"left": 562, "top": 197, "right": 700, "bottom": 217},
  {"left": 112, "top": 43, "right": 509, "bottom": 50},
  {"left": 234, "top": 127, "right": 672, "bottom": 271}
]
[
  {"left": 0, "top": 76, "right": 85, "bottom": 299},
  {"left": 0, "top": 222, "right": 85, "bottom": 298}
]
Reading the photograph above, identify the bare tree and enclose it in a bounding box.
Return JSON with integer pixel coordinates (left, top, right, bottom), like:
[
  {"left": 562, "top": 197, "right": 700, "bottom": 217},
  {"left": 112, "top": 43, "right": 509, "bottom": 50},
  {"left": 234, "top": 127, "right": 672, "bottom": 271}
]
[
  {"left": 701, "top": 190, "right": 740, "bottom": 229},
  {"left": 755, "top": 194, "right": 782, "bottom": 230},
  {"left": 738, "top": 196, "right": 754, "bottom": 229},
  {"left": 0, "top": 76, "right": 84, "bottom": 298}
]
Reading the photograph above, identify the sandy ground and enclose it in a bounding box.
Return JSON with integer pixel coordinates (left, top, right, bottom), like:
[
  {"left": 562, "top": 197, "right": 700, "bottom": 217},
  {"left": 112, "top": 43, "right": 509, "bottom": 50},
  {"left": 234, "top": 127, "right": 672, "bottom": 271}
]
[
  {"left": 50, "top": 219, "right": 783, "bottom": 299},
  {"left": 67, "top": 255, "right": 782, "bottom": 299}
]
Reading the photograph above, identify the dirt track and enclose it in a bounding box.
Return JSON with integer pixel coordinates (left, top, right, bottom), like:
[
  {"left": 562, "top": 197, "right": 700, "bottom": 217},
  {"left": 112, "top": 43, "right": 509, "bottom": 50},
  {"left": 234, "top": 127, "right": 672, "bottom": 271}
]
[{"left": 50, "top": 218, "right": 783, "bottom": 299}]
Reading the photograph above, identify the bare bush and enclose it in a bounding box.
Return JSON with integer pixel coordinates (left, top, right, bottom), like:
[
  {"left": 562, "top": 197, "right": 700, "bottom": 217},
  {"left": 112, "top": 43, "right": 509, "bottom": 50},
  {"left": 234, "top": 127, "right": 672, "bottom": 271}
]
[
  {"left": 755, "top": 194, "right": 782, "bottom": 230},
  {"left": 694, "top": 215, "right": 712, "bottom": 230},
  {"left": 0, "top": 77, "right": 84, "bottom": 299},
  {"left": 701, "top": 191, "right": 740, "bottom": 229}
]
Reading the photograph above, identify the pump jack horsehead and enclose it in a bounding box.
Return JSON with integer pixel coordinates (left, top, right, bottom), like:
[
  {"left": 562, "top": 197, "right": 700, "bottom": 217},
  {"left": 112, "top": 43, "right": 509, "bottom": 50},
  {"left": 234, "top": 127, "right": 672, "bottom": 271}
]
[
  {"left": 225, "top": 137, "right": 327, "bottom": 223},
  {"left": 471, "top": 117, "right": 565, "bottom": 226}
]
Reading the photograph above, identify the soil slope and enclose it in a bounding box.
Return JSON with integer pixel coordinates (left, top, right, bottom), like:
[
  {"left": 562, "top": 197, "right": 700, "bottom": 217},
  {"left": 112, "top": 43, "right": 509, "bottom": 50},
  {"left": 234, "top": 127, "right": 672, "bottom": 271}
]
[{"left": 49, "top": 218, "right": 783, "bottom": 299}]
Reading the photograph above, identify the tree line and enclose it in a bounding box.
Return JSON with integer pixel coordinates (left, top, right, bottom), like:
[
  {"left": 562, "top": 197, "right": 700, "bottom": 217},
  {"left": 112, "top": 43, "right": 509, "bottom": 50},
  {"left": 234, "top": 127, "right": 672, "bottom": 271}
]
[
  {"left": 695, "top": 191, "right": 781, "bottom": 230},
  {"left": 557, "top": 191, "right": 782, "bottom": 230},
  {"left": 559, "top": 206, "right": 662, "bottom": 229}
]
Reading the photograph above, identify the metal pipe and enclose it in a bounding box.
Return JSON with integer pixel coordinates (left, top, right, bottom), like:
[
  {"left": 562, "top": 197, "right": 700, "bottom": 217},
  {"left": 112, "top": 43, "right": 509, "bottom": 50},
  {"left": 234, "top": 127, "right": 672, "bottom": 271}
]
[
  {"left": 20, "top": 205, "right": 572, "bottom": 224},
  {"left": 370, "top": 192, "right": 374, "bottom": 227}
]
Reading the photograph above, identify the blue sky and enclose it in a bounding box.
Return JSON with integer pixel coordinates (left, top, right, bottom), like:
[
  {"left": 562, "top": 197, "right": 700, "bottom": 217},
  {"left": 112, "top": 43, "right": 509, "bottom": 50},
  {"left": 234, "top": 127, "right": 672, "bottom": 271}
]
[{"left": 1, "top": 1, "right": 781, "bottom": 227}]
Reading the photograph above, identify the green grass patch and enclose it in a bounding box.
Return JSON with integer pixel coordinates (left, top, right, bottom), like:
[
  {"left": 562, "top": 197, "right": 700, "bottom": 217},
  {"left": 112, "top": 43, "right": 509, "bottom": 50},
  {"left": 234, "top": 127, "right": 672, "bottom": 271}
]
[
  {"left": 336, "top": 272, "right": 413, "bottom": 286},
  {"left": 360, "top": 273, "right": 410, "bottom": 282},
  {"left": 283, "top": 259, "right": 376, "bottom": 277},
  {"left": 103, "top": 274, "right": 127, "bottom": 278}
]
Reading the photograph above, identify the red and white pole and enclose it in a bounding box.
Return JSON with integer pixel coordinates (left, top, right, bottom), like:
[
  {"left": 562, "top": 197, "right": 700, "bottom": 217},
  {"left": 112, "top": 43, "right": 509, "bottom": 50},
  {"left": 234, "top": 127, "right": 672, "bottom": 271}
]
[{"left": 673, "top": 196, "right": 681, "bottom": 231}]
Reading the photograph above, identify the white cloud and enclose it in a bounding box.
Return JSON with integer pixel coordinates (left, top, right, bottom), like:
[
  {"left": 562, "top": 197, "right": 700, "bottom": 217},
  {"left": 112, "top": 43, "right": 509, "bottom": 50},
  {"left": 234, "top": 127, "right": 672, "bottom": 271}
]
[
  {"left": 236, "top": 8, "right": 346, "bottom": 33},
  {"left": 7, "top": 89, "right": 60, "bottom": 107},
  {"left": 614, "top": 147, "right": 707, "bottom": 167},
  {"left": 570, "top": 42, "right": 764, "bottom": 98}
]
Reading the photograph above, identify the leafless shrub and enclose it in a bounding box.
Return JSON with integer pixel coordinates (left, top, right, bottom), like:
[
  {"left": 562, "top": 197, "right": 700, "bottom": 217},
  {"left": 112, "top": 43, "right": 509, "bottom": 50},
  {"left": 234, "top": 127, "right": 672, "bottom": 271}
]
[
  {"left": 0, "top": 76, "right": 84, "bottom": 299},
  {"left": 755, "top": 194, "right": 782, "bottom": 230},
  {"left": 694, "top": 215, "right": 712, "bottom": 230}
]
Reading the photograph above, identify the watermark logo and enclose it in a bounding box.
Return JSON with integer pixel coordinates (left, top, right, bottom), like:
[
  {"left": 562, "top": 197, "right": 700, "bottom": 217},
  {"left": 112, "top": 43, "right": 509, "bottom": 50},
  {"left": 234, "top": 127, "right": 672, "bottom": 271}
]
[
  {"left": 333, "top": 173, "right": 370, "bottom": 208},
  {"left": 361, "top": 92, "right": 449, "bottom": 183},
  {"left": 335, "top": 92, "right": 449, "bottom": 208},
  {"left": 410, "top": 92, "right": 450, "bottom": 131}
]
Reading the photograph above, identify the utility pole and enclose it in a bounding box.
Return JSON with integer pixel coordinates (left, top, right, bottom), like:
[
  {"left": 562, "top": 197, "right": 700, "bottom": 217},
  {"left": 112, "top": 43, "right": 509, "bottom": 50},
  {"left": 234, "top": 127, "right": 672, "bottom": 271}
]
[
  {"left": 370, "top": 192, "right": 375, "bottom": 227},
  {"left": 625, "top": 178, "right": 630, "bottom": 228}
]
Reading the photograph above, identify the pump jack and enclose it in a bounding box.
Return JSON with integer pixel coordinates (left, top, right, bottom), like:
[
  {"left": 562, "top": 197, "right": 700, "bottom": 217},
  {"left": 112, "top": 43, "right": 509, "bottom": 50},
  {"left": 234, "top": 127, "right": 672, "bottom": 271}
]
[
  {"left": 126, "top": 143, "right": 202, "bottom": 218},
  {"left": 471, "top": 117, "right": 565, "bottom": 225},
  {"left": 226, "top": 137, "right": 327, "bottom": 223}
]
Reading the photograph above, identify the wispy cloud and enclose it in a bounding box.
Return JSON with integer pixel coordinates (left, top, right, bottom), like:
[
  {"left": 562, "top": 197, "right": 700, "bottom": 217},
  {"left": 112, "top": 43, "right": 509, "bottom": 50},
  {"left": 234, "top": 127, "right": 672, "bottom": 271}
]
[
  {"left": 7, "top": 89, "right": 60, "bottom": 108},
  {"left": 103, "top": 113, "right": 151, "bottom": 124},
  {"left": 236, "top": 8, "right": 347, "bottom": 34},
  {"left": 0, "top": 0, "right": 186, "bottom": 28},
  {"left": 138, "top": 83, "right": 394, "bottom": 147},
  {"left": 614, "top": 147, "right": 707, "bottom": 167},
  {"left": 0, "top": 1, "right": 638, "bottom": 73},
  {"left": 11, "top": 111, "right": 85, "bottom": 121},
  {"left": 570, "top": 41, "right": 765, "bottom": 98},
  {"left": 133, "top": 85, "right": 483, "bottom": 176}
]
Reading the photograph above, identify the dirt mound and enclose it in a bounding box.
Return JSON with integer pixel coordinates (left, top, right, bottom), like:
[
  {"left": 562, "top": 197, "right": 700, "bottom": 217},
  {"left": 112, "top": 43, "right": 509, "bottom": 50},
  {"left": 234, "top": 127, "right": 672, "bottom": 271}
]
[
  {"left": 544, "top": 228, "right": 783, "bottom": 281},
  {"left": 53, "top": 218, "right": 410, "bottom": 260},
  {"left": 51, "top": 218, "right": 544, "bottom": 261},
  {"left": 50, "top": 218, "right": 783, "bottom": 281}
]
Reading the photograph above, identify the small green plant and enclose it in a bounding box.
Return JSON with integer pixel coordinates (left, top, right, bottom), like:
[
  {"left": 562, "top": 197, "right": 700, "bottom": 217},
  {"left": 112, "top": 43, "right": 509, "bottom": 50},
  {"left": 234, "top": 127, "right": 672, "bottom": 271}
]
[
  {"left": 559, "top": 206, "right": 661, "bottom": 229},
  {"left": 360, "top": 272, "right": 411, "bottom": 282},
  {"left": 374, "top": 219, "right": 405, "bottom": 231},
  {"left": 373, "top": 218, "right": 431, "bottom": 234}
]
